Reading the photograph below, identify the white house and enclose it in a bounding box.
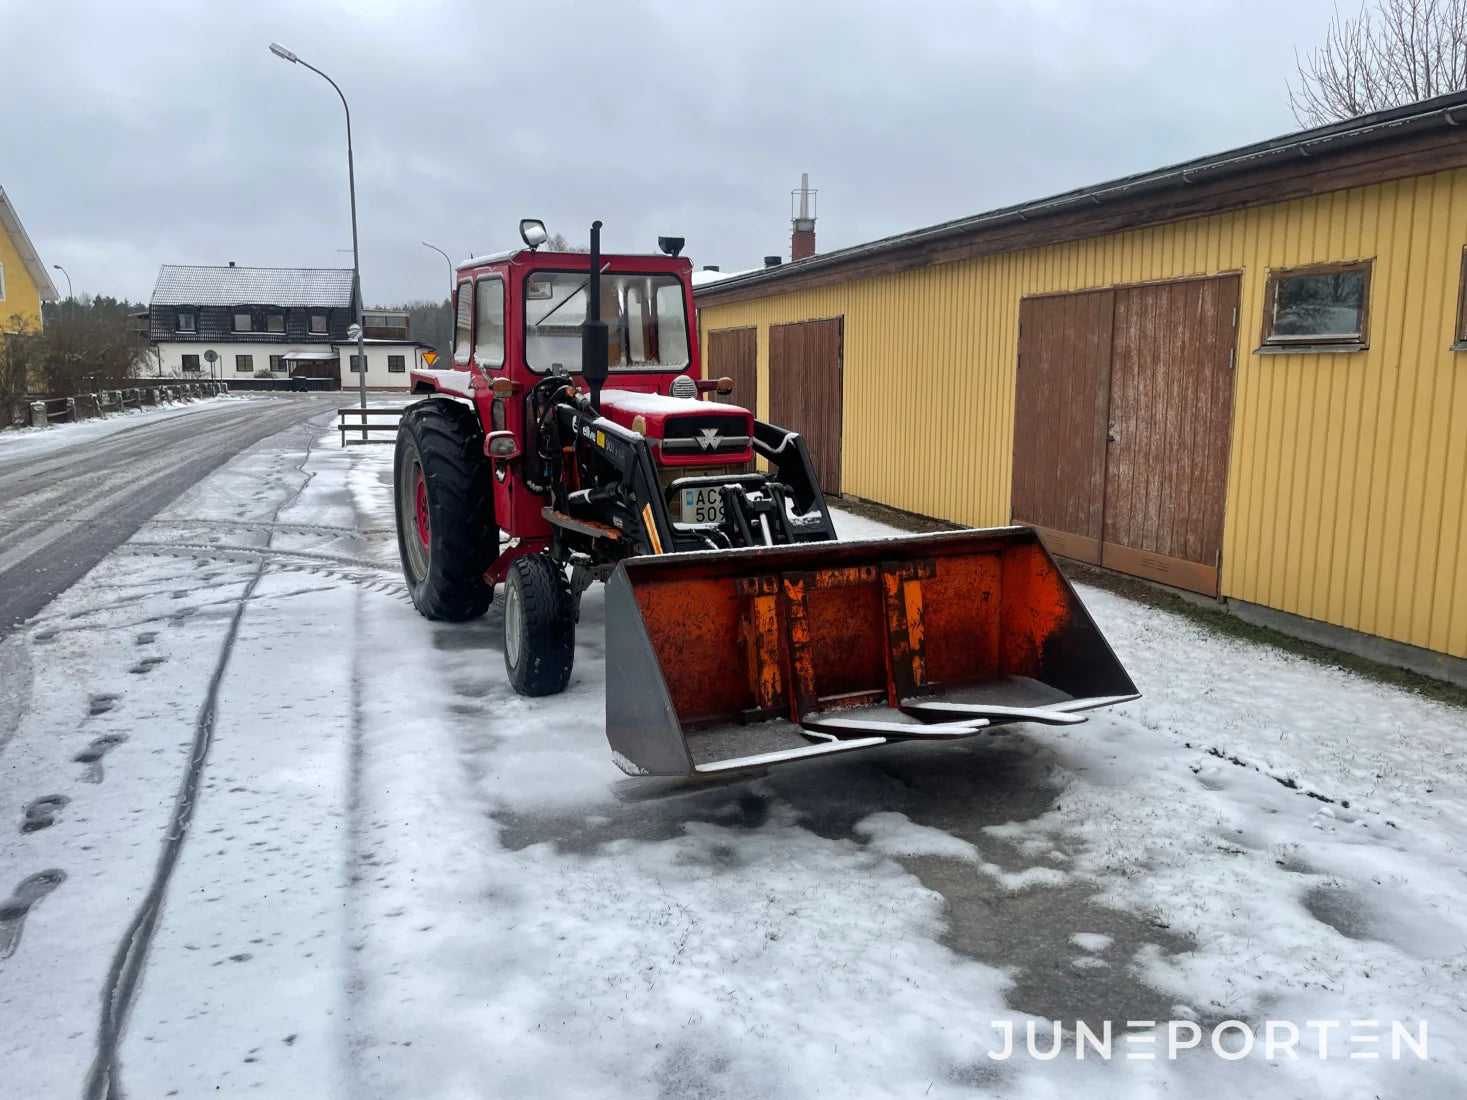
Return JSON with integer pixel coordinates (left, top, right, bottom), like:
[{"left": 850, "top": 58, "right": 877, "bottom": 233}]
[{"left": 146, "top": 264, "right": 430, "bottom": 390}]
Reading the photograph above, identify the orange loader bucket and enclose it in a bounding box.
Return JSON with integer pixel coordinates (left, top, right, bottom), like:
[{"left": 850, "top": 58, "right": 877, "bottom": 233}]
[{"left": 603, "top": 527, "right": 1138, "bottom": 777}]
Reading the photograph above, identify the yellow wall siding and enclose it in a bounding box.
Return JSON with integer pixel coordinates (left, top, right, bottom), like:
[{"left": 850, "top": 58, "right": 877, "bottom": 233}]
[
  {"left": 698, "top": 166, "right": 1467, "bottom": 658},
  {"left": 0, "top": 222, "right": 43, "bottom": 331}
]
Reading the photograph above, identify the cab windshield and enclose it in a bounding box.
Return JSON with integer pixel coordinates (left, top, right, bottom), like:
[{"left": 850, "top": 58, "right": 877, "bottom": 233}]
[{"left": 524, "top": 271, "right": 690, "bottom": 373}]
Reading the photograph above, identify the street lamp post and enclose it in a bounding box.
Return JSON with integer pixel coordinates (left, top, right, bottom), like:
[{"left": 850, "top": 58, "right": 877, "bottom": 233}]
[
  {"left": 52, "top": 264, "right": 72, "bottom": 300},
  {"left": 269, "top": 41, "right": 367, "bottom": 412},
  {"left": 421, "top": 240, "right": 454, "bottom": 297}
]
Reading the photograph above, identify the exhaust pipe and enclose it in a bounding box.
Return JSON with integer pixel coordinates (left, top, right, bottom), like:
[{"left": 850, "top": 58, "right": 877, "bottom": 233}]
[{"left": 581, "top": 220, "right": 609, "bottom": 413}]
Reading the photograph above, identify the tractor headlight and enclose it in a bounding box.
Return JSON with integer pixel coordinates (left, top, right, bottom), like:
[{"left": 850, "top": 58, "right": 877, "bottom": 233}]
[
  {"left": 669, "top": 375, "right": 697, "bottom": 400},
  {"left": 485, "top": 430, "right": 521, "bottom": 459},
  {"left": 519, "top": 219, "right": 548, "bottom": 249}
]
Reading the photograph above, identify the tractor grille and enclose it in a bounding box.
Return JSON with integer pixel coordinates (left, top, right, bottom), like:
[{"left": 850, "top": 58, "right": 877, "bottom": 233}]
[{"left": 658, "top": 414, "right": 751, "bottom": 457}]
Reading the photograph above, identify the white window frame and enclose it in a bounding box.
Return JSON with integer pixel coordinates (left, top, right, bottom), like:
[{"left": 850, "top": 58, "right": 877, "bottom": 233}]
[
  {"left": 309, "top": 313, "right": 328, "bottom": 335},
  {"left": 176, "top": 311, "right": 197, "bottom": 333},
  {"left": 233, "top": 312, "right": 253, "bottom": 333}
]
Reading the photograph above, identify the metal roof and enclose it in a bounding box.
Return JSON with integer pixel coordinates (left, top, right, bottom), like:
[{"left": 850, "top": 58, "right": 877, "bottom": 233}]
[
  {"left": 150, "top": 264, "right": 356, "bottom": 307},
  {"left": 0, "top": 186, "right": 60, "bottom": 302},
  {"left": 698, "top": 90, "right": 1467, "bottom": 300}
]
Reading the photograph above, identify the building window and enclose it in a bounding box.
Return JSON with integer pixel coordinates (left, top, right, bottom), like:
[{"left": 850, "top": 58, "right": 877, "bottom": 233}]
[
  {"left": 181, "top": 354, "right": 200, "bottom": 372},
  {"left": 269, "top": 354, "right": 284, "bottom": 372},
  {"left": 454, "top": 280, "right": 473, "bottom": 364},
  {"left": 310, "top": 313, "right": 328, "bottom": 335},
  {"left": 388, "top": 354, "right": 405, "bottom": 373},
  {"left": 1261, "top": 260, "right": 1371, "bottom": 349},
  {"left": 266, "top": 313, "right": 285, "bottom": 333},
  {"left": 236, "top": 354, "right": 254, "bottom": 372},
  {"left": 176, "top": 311, "right": 197, "bottom": 333},
  {"left": 349, "top": 355, "right": 364, "bottom": 372},
  {"left": 474, "top": 276, "right": 505, "bottom": 368},
  {"left": 234, "top": 312, "right": 253, "bottom": 333},
  {"left": 1455, "top": 247, "right": 1467, "bottom": 349}
]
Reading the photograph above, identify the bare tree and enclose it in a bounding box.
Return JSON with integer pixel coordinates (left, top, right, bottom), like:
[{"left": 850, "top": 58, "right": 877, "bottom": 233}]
[
  {"left": 1290, "top": 0, "right": 1467, "bottom": 125},
  {"left": 546, "top": 231, "right": 589, "bottom": 253}
]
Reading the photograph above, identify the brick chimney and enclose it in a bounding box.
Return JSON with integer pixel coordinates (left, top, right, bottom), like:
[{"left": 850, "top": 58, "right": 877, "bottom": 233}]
[{"left": 790, "top": 173, "right": 816, "bottom": 261}]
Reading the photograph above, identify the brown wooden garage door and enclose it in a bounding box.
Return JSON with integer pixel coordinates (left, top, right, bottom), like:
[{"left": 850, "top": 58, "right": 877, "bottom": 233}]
[
  {"left": 769, "top": 317, "right": 843, "bottom": 495},
  {"left": 1012, "top": 289, "right": 1115, "bottom": 565},
  {"left": 1012, "top": 275, "right": 1239, "bottom": 595},
  {"left": 705, "top": 326, "right": 757, "bottom": 412}
]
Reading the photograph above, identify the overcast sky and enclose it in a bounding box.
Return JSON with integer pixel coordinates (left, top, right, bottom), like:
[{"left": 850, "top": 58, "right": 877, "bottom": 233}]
[{"left": 2, "top": 0, "right": 1339, "bottom": 306}]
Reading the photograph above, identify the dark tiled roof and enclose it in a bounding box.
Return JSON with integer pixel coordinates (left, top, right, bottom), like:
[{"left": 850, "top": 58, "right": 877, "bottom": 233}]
[{"left": 150, "top": 265, "right": 355, "bottom": 307}]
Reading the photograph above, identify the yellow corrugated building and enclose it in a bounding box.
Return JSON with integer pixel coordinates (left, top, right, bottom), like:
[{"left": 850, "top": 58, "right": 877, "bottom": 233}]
[
  {"left": 696, "top": 94, "right": 1467, "bottom": 675},
  {"left": 0, "top": 185, "right": 59, "bottom": 333}
]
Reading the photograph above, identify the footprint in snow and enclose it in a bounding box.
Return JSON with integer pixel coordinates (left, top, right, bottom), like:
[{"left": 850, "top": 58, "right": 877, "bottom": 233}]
[
  {"left": 75, "top": 734, "right": 128, "bottom": 784},
  {"left": 134, "top": 632, "right": 158, "bottom": 646},
  {"left": 87, "top": 693, "right": 119, "bottom": 717},
  {"left": 20, "top": 795, "right": 69, "bottom": 834},
  {"left": 0, "top": 869, "right": 66, "bottom": 961},
  {"left": 128, "top": 656, "right": 166, "bottom": 675}
]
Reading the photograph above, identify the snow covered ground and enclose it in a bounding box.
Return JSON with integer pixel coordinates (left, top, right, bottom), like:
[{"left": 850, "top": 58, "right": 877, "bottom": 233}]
[
  {"left": 0, "top": 392, "right": 246, "bottom": 460},
  {"left": 2, "top": 412, "right": 1465, "bottom": 1098}
]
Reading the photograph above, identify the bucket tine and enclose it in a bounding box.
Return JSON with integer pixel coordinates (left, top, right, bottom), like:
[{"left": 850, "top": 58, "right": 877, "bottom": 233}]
[{"left": 604, "top": 527, "right": 1138, "bottom": 777}]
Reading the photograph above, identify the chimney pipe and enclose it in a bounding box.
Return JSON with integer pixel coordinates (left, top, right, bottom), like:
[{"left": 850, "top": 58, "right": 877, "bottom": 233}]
[
  {"left": 228, "top": 261, "right": 236, "bottom": 267},
  {"left": 790, "top": 172, "right": 816, "bottom": 261},
  {"left": 702, "top": 265, "right": 720, "bottom": 272}
]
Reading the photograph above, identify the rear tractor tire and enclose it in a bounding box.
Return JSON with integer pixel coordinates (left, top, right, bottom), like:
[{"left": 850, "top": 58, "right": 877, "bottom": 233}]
[
  {"left": 394, "top": 399, "right": 498, "bottom": 621},
  {"left": 503, "top": 554, "right": 575, "bottom": 696}
]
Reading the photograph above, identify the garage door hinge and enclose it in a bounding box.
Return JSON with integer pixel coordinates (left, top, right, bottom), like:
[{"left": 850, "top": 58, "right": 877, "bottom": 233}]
[
  {"left": 1231, "top": 307, "right": 1238, "bottom": 328},
  {"left": 1228, "top": 347, "right": 1235, "bottom": 370}
]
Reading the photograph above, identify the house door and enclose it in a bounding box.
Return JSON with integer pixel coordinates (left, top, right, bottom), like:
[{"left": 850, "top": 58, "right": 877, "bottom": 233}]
[
  {"left": 705, "top": 326, "right": 758, "bottom": 413},
  {"left": 769, "top": 318, "right": 843, "bottom": 494},
  {"left": 1011, "top": 275, "right": 1239, "bottom": 595}
]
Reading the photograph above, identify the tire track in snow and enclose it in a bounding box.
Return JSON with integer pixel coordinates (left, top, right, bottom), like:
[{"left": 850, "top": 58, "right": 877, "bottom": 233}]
[{"left": 82, "top": 423, "right": 320, "bottom": 1100}]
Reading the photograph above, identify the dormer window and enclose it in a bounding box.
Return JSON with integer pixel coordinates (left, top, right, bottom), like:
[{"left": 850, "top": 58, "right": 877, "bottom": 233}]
[
  {"left": 309, "top": 313, "right": 328, "bottom": 335},
  {"left": 176, "top": 312, "right": 197, "bottom": 334},
  {"left": 266, "top": 313, "right": 285, "bottom": 333},
  {"left": 233, "top": 312, "right": 253, "bottom": 333}
]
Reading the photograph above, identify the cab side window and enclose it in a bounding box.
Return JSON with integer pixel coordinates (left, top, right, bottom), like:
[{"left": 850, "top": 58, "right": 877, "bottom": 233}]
[
  {"left": 453, "top": 280, "right": 473, "bottom": 365},
  {"left": 474, "top": 276, "right": 505, "bottom": 369}
]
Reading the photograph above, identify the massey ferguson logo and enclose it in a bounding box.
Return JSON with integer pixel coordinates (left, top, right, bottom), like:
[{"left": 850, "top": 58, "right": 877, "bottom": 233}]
[{"left": 696, "top": 427, "right": 722, "bottom": 452}]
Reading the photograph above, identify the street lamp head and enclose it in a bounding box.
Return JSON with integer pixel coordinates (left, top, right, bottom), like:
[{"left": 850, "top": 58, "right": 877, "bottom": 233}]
[
  {"left": 268, "top": 42, "right": 298, "bottom": 62},
  {"left": 52, "top": 264, "right": 62, "bottom": 270}
]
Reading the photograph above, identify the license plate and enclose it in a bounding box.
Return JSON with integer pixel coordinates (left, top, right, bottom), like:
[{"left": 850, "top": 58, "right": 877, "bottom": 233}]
[{"left": 680, "top": 487, "right": 724, "bottom": 525}]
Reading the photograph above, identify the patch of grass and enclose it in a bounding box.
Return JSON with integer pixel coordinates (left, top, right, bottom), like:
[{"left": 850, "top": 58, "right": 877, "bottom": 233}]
[{"left": 832, "top": 495, "right": 1467, "bottom": 711}]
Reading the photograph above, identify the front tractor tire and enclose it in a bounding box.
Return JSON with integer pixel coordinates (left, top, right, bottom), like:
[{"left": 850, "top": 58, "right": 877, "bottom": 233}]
[
  {"left": 503, "top": 554, "right": 575, "bottom": 696},
  {"left": 394, "top": 399, "right": 498, "bottom": 621}
]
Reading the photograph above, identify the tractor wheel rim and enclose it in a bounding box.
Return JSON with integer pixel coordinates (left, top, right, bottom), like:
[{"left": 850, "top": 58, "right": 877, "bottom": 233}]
[
  {"left": 413, "top": 471, "right": 430, "bottom": 548},
  {"left": 399, "top": 451, "right": 430, "bottom": 582},
  {"left": 505, "top": 578, "right": 522, "bottom": 668}
]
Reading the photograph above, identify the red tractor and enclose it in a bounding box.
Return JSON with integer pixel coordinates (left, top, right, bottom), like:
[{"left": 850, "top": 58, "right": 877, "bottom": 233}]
[{"left": 394, "top": 220, "right": 1137, "bottom": 778}]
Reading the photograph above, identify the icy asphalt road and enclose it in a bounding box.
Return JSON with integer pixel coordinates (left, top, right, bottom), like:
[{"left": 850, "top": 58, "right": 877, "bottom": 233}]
[
  {"left": 1, "top": 410, "right": 1466, "bottom": 1099},
  {"left": 0, "top": 394, "right": 339, "bottom": 643}
]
